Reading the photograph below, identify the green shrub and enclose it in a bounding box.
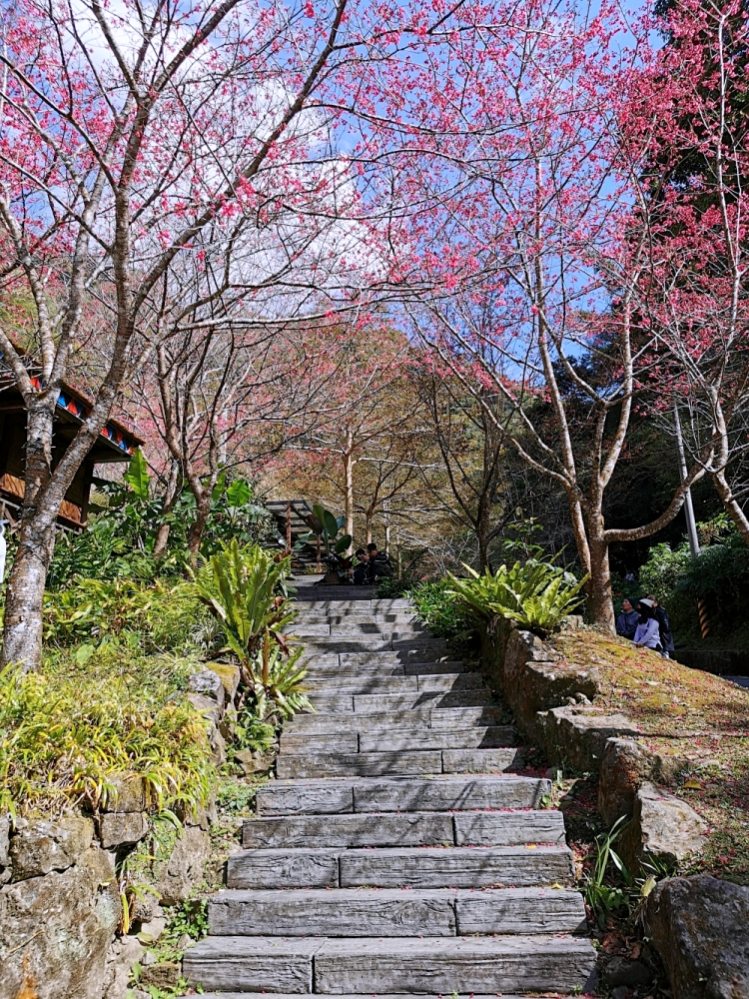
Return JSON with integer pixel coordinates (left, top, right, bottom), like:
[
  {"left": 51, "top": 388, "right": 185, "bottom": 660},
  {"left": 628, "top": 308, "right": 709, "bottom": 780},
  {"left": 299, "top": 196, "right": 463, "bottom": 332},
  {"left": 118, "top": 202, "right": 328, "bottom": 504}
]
[
  {"left": 640, "top": 524, "right": 749, "bottom": 642},
  {"left": 447, "top": 560, "right": 587, "bottom": 635},
  {"left": 639, "top": 542, "right": 692, "bottom": 605},
  {"left": 0, "top": 658, "right": 214, "bottom": 819},
  {"left": 43, "top": 578, "right": 216, "bottom": 656},
  {"left": 410, "top": 580, "right": 475, "bottom": 642},
  {"left": 46, "top": 456, "right": 275, "bottom": 588},
  {"left": 193, "top": 541, "right": 292, "bottom": 673},
  {"left": 193, "top": 541, "right": 308, "bottom": 722},
  {"left": 251, "top": 643, "right": 311, "bottom": 723},
  {"left": 375, "top": 575, "right": 413, "bottom": 598}
]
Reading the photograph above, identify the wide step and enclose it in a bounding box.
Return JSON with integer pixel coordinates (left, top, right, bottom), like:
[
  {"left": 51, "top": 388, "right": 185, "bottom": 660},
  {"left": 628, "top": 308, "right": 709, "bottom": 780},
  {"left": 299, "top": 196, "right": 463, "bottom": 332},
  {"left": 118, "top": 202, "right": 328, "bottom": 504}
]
[
  {"left": 242, "top": 809, "right": 566, "bottom": 848},
  {"left": 284, "top": 705, "right": 510, "bottom": 733},
  {"left": 208, "top": 887, "right": 587, "bottom": 936},
  {"left": 184, "top": 935, "right": 596, "bottom": 994},
  {"left": 226, "top": 845, "right": 573, "bottom": 889},
  {"left": 255, "top": 775, "right": 550, "bottom": 815},
  {"left": 276, "top": 747, "right": 524, "bottom": 778},
  {"left": 303, "top": 671, "right": 488, "bottom": 695},
  {"left": 197, "top": 993, "right": 581, "bottom": 999},
  {"left": 280, "top": 725, "right": 517, "bottom": 754}
]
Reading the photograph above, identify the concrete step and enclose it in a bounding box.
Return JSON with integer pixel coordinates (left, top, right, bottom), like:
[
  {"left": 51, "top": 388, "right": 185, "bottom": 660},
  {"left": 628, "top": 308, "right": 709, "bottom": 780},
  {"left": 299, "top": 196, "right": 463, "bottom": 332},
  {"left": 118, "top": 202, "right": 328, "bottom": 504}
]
[
  {"left": 276, "top": 747, "right": 526, "bottom": 779},
  {"left": 243, "top": 810, "right": 455, "bottom": 848},
  {"left": 356, "top": 724, "right": 517, "bottom": 752},
  {"left": 279, "top": 725, "right": 517, "bottom": 755},
  {"left": 306, "top": 690, "right": 494, "bottom": 715},
  {"left": 255, "top": 775, "right": 551, "bottom": 815},
  {"left": 284, "top": 709, "right": 432, "bottom": 733},
  {"left": 277, "top": 750, "right": 443, "bottom": 779},
  {"left": 184, "top": 935, "right": 596, "bottom": 994},
  {"left": 292, "top": 599, "right": 413, "bottom": 611},
  {"left": 227, "top": 844, "right": 573, "bottom": 890},
  {"left": 302, "top": 637, "right": 449, "bottom": 654},
  {"left": 183, "top": 936, "right": 319, "bottom": 993},
  {"left": 302, "top": 672, "right": 487, "bottom": 696},
  {"left": 353, "top": 690, "right": 494, "bottom": 713},
  {"left": 208, "top": 886, "right": 587, "bottom": 937},
  {"left": 241, "top": 809, "right": 565, "bottom": 849},
  {"left": 196, "top": 993, "right": 581, "bottom": 999},
  {"left": 303, "top": 675, "right": 420, "bottom": 695},
  {"left": 295, "top": 625, "right": 429, "bottom": 639},
  {"left": 294, "top": 613, "right": 418, "bottom": 625},
  {"left": 306, "top": 658, "right": 468, "bottom": 678},
  {"left": 284, "top": 705, "right": 509, "bottom": 734},
  {"left": 440, "top": 747, "right": 527, "bottom": 773}
]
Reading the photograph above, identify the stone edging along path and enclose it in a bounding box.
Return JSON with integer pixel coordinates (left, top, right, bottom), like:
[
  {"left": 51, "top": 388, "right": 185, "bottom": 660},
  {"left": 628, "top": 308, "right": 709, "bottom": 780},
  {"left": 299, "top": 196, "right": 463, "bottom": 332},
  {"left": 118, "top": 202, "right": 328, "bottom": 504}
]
[
  {"left": 482, "top": 617, "right": 749, "bottom": 998},
  {"left": 185, "top": 583, "right": 597, "bottom": 998},
  {"left": 0, "top": 658, "right": 241, "bottom": 999}
]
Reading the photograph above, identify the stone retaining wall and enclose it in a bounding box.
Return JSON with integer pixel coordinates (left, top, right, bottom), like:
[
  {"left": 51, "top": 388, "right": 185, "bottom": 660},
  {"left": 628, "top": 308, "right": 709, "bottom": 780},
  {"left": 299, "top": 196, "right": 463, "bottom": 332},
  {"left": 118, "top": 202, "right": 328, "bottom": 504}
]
[
  {"left": 0, "top": 660, "right": 243, "bottom": 999},
  {"left": 480, "top": 616, "right": 749, "bottom": 998}
]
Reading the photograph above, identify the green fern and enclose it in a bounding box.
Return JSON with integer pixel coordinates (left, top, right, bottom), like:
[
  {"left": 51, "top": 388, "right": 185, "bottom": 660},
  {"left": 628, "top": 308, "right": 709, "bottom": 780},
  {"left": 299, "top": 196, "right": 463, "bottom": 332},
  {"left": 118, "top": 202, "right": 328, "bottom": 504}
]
[
  {"left": 447, "top": 559, "right": 588, "bottom": 635},
  {"left": 193, "top": 541, "right": 292, "bottom": 679}
]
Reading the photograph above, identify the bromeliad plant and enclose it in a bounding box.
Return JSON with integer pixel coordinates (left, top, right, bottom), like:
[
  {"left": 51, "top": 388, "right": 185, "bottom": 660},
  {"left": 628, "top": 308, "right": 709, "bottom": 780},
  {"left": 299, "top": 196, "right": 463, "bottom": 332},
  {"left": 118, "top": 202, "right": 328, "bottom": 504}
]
[
  {"left": 193, "top": 541, "right": 309, "bottom": 721},
  {"left": 193, "top": 541, "right": 292, "bottom": 676},
  {"left": 448, "top": 560, "right": 588, "bottom": 635}
]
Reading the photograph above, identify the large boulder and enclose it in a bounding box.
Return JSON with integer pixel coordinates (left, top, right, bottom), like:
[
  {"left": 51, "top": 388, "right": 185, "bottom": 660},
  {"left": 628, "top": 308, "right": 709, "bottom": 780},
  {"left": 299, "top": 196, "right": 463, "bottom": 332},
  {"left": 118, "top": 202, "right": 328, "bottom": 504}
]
[
  {"left": 598, "top": 737, "right": 655, "bottom": 824},
  {"left": 0, "top": 846, "right": 121, "bottom": 999},
  {"left": 620, "top": 782, "right": 708, "bottom": 870},
  {"left": 645, "top": 876, "right": 749, "bottom": 998}
]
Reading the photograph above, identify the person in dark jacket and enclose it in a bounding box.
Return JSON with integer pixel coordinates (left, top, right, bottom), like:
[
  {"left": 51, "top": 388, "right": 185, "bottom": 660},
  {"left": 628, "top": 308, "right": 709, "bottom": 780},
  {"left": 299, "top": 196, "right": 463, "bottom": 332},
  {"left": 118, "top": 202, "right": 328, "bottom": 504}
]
[
  {"left": 353, "top": 548, "right": 369, "bottom": 585},
  {"left": 366, "top": 542, "right": 393, "bottom": 582},
  {"left": 615, "top": 598, "right": 639, "bottom": 640},
  {"left": 648, "top": 595, "right": 675, "bottom": 658}
]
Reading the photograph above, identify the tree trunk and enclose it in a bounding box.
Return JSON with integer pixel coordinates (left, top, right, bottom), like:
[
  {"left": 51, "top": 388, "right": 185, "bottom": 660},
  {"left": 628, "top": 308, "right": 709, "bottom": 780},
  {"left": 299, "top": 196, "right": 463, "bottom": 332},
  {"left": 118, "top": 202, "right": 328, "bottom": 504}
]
[
  {"left": 343, "top": 434, "right": 355, "bottom": 551},
  {"left": 713, "top": 470, "right": 749, "bottom": 545},
  {"left": 1, "top": 398, "right": 58, "bottom": 671},
  {"left": 188, "top": 494, "right": 211, "bottom": 558},
  {"left": 153, "top": 463, "right": 182, "bottom": 557},
  {"left": 587, "top": 531, "right": 615, "bottom": 634},
  {"left": 1, "top": 522, "right": 56, "bottom": 669},
  {"left": 476, "top": 498, "right": 492, "bottom": 573}
]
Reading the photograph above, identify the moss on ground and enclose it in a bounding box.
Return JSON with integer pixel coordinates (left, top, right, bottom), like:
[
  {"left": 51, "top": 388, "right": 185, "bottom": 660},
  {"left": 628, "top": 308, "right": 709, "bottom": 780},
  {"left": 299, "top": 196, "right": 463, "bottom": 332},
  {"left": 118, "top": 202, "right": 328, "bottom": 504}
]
[{"left": 552, "top": 629, "right": 749, "bottom": 884}]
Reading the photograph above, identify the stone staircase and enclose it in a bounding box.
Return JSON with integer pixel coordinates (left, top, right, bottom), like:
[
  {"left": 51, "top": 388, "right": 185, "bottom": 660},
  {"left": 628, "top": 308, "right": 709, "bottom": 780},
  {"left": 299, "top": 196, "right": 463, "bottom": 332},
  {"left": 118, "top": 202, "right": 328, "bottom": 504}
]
[{"left": 185, "top": 585, "right": 597, "bottom": 998}]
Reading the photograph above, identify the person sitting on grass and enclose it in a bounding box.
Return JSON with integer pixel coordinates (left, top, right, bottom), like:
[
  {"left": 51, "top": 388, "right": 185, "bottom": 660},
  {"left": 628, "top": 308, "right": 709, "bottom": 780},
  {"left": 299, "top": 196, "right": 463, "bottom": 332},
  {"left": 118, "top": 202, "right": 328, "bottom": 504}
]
[
  {"left": 615, "top": 597, "right": 639, "bottom": 640},
  {"left": 632, "top": 599, "right": 662, "bottom": 651},
  {"left": 366, "top": 542, "right": 393, "bottom": 583},
  {"left": 647, "top": 594, "right": 675, "bottom": 659}
]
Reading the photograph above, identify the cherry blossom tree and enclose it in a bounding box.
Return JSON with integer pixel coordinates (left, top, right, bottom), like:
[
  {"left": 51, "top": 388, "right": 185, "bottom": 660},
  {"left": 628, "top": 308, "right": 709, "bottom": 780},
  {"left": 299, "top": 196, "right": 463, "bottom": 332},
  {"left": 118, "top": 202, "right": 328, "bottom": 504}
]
[
  {"left": 622, "top": 0, "right": 749, "bottom": 543},
  {"left": 0, "top": 0, "right": 500, "bottom": 668},
  {"left": 393, "top": 0, "right": 721, "bottom": 631}
]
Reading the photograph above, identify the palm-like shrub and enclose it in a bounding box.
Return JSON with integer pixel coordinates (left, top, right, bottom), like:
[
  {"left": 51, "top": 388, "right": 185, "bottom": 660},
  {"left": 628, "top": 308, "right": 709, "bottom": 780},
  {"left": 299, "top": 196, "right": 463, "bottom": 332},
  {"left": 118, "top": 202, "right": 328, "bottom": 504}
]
[
  {"left": 448, "top": 560, "right": 588, "bottom": 635},
  {"left": 193, "top": 541, "right": 308, "bottom": 719},
  {"left": 194, "top": 541, "right": 292, "bottom": 674},
  {"left": 253, "top": 639, "right": 311, "bottom": 722}
]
